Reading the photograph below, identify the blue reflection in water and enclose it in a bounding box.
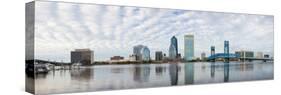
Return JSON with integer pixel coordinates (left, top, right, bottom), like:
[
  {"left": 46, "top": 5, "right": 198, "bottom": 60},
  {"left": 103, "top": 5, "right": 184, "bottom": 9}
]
[
  {"left": 224, "top": 62, "right": 230, "bottom": 82},
  {"left": 185, "top": 63, "right": 194, "bottom": 84}
]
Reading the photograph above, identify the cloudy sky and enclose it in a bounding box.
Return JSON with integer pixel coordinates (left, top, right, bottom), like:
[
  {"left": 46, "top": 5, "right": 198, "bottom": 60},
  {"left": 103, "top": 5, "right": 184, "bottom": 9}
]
[{"left": 34, "top": 1, "right": 274, "bottom": 62}]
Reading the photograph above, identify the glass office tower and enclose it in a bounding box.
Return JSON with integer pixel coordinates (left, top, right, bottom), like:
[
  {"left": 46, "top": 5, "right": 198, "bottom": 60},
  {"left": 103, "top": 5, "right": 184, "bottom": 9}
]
[
  {"left": 169, "top": 36, "right": 178, "bottom": 59},
  {"left": 133, "top": 45, "right": 150, "bottom": 61},
  {"left": 142, "top": 46, "right": 150, "bottom": 61},
  {"left": 184, "top": 35, "right": 194, "bottom": 61}
]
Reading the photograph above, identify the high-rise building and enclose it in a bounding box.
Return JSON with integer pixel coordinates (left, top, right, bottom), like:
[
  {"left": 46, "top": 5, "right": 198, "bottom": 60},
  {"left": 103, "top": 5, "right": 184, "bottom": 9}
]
[
  {"left": 133, "top": 45, "right": 150, "bottom": 61},
  {"left": 155, "top": 51, "right": 163, "bottom": 61},
  {"left": 142, "top": 47, "right": 150, "bottom": 61},
  {"left": 133, "top": 45, "right": 145, "bottom": 61},
  {"left": 169, "top": 36, "right": 178, "bottom": 59},
  {"left": 71, "top": 49, "right": 94, "bottom": 65},
  {"left": 184, "top": 35, "right": 194, "bottom": 61},
  {"left": 169, "top": 45, "right": 177, "bottom": 59}
]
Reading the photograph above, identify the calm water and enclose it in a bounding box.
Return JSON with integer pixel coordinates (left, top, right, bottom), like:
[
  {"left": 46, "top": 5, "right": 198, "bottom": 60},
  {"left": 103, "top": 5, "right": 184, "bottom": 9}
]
[{"left": 30, "top": 61, "right": 273, "bottom": 94}]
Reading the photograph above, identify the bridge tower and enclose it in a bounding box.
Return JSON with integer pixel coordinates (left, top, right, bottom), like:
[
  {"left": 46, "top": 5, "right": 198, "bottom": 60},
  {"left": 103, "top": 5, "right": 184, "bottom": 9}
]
[
  {"left": 210, "top": 46, "right": 215, "bottom": 62},
  {"left": 224, "top": 41, "right": 230, "bottom": 62}
]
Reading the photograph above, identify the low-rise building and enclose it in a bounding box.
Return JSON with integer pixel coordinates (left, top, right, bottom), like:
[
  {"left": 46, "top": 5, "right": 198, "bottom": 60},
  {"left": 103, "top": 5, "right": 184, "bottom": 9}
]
[
  {"left": 155, "top": 51, "right": 163, "bottom": 61},
  {"left": 110, "top": 56, "right": 124, "bottom": 60},
  {"left": 235, "top": 50, "right": 254, "bottom": 58},
  {"left": 71, "top": 49, "right": 94, "bottom": 65}
]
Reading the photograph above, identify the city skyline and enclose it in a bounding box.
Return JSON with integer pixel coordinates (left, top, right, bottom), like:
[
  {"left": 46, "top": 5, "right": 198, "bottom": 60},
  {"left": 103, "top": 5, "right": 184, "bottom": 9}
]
[{"left": 34, "top": 1, "right": 274, "bottom": 62}]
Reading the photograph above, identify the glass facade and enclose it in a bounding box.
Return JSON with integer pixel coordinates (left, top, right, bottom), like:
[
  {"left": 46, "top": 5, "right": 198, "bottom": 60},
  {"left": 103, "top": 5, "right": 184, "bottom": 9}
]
[
  {"left": 141, "top": 47, "right": 150, "bottom": 61},
  {"left": 169, "top": 36, "right": 178, "bottom": 59},
  {"left": 133, "top": 45, "right": 150, "bottom": 61},
  {"left": 169, "top": 45, "right": 177, "bottom": 59},
  {"left": 235, "top": 51, "right": 254, "bottom": 58},
  {"left": 184, "top": 35, "right": 194, "bottom": 61},
  {"left": 171, "top": 36, "right": 178, "bottom": 54}
]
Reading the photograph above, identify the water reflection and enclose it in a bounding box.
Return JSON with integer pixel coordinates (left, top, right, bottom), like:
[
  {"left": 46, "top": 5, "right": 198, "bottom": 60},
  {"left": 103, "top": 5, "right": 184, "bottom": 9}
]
[
  {"left": 155, "top": 66, "right": 166, "bottom": 76},
  {"left": 184, "top": 63, "right": 194, "bottom": 84},
  {"left": 169, "top": 63, "right": 179, "bottom": 85},
  {"left": 237, "top": 62, "right": 254, "bottom": 71},
  {"left": 111, "top": 68, "right": 124, "bottom": 73},
  {"left": 224, "top": 62, "right": 230, "bottom": 82},
  {"left": 134, "top": 65, "right": 151, "bottom": 83},
  {"left": 70, "top": 68, "right": 93, "bottom": 81},
  {"left": 210, "top": 62, "right": 216, "bottom": 78},
  {"left": 31, "top": 62, "right": 273, "bottom": 95},
  {"left": 36, "top": 73, "right": 48, "bottom": 79}
]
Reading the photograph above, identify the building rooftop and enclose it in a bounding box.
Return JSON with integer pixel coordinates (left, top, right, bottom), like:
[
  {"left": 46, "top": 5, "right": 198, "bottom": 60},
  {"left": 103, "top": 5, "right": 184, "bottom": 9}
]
[{"left": 74, "top": 49, "right": 92, "bottom": 52}]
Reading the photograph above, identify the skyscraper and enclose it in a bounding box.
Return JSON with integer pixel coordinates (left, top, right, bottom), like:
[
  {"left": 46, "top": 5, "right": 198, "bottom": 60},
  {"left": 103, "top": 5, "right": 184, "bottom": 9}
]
[
  {"left": 169, "top": 45, "right": 177, "bottom": 59},
  {"left": 184, "top": 35, "right": 194, "bottom": 61},
  {"left": 169, "top": 36, "right": 178, "bottom": 59},
  {"left": 133, "top": 45, "right": 145, "bottom": 61},
  {"left": 142, "top": 47, "right": 150, "bottom": 61},
  {"left": 133, "top": 45, "right": 150, "bottom": 61}
]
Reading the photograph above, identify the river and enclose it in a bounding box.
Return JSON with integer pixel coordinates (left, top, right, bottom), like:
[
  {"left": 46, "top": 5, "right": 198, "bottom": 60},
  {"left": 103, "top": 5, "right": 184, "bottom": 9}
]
[{"left": 28, "top": 61, "right": 273, "bottom": 94}]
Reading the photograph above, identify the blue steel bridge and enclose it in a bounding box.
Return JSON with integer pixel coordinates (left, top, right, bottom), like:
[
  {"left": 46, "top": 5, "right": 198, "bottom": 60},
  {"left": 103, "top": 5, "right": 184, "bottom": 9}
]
[
  {"left": 207, "top": 53, "right": 273, "bottom": 62},
  {"left": 208, "top": 53, "right": 239, "bottom": 60}
]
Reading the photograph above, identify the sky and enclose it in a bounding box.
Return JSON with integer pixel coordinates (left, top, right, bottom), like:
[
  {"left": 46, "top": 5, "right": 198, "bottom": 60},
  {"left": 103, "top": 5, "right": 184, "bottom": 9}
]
[{"left": 33, "top": 1, "right": 274, "bottom": 62}]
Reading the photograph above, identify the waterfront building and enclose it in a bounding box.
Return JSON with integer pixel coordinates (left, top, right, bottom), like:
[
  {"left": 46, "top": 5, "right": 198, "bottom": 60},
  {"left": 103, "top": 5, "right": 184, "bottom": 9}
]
[
  {"left": 110, "top": 56, "right": 124, "bottom": 60},
  {"left": 133, "top": 45, "right": 150, "bottom": 61},
  {"left": 177, "top": 53, "right": 181, "bottom": 59},
  {"left": 71, "top": 49, "right": 94, "bottom": 65},
  {"left": 235, "top": 50, "right": 254, "bottom": 58},
  {"left": 264, "top": 54, "right": 270, "bottom": 58},
  {"left": 129, "top": 54, "right": 137, "bottom": 61},
  {"left": 155, "top": 51, "right": 163, "bottom": 61},
  {"left": 169, "top": 36, "right": 178, "bottom": 59},
  {"left": 142, "top": 47, "right": 150, "bottom": 61},
  {"left": 201, "top": 52, "right": 206, "bottom": 60},
  {"left": 184, "top": 35, "right": 194, "bottom": 61},
  {"left": 256, "top": 52, "right": 263, "bottom": 58},
  {"left": 169, "top": 45, "right": 177, "bottom": 59},
  {"left": 133, "top": 45, "right": 145, "bottom": 61}
]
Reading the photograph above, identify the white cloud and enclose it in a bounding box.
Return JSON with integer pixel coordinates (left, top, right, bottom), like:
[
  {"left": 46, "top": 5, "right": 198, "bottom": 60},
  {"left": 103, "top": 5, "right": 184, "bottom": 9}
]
[{"left": 34, "top": 1, "right": 274, "bottom": 61}]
